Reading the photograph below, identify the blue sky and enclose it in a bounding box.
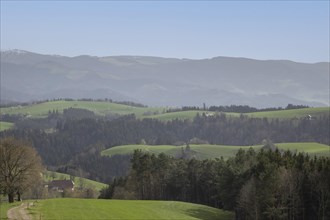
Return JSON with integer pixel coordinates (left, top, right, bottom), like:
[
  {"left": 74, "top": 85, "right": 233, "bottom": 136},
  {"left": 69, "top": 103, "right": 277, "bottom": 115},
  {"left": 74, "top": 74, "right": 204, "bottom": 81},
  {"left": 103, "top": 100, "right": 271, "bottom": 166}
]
[{"left": 1, "top": 1, "right": 329, "bottom": 62}]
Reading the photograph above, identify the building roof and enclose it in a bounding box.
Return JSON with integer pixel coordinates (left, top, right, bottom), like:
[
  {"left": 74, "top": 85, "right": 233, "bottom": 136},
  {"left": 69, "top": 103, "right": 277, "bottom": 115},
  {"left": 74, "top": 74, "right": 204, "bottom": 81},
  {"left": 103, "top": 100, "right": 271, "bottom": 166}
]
[{"left": 49, "top": 180, "right": 74, "bottom": 190}]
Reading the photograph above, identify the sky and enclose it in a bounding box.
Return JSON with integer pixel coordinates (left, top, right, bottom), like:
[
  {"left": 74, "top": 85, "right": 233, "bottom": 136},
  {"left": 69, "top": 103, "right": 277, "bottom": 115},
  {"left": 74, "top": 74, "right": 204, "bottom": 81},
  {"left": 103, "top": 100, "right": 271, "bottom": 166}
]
[{"left": 1, "top": 1, "right": 329, "bottom": 62}]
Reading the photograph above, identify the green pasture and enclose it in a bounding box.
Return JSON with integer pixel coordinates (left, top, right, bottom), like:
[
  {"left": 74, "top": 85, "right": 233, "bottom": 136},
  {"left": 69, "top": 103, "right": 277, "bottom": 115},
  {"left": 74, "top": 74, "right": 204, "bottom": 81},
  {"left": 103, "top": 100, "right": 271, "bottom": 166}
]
[
  {"left": 0, "top": 100, "right": 164, "bottom": 118},
  {"left": 0, "top": 121, "right": 14, "bottom": 131},
  {"left": 102, "top": 142, "right": 330, "bottom": 159},
  {"left": 245, "top": 107, "right": 329, "bottom": 119},
  {"left": 0, "top": 200, "right": 22, "bottom": 220},
  {"left": 30, "top": 198, "right": 234, "bottom": 220},
  {"left": 275, "top": 142, "right": 330, "bottom": 157},
  {"left": 43, "top": 171, "right": 107, "bottom": 191}
]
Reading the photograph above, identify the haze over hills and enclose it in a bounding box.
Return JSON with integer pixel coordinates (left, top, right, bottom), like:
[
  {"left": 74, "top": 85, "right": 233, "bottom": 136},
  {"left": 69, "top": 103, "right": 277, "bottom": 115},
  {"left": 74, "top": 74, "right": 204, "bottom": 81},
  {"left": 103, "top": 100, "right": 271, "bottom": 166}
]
[{"left": 1, "top": 49, "right": 329, "bottom": 107}]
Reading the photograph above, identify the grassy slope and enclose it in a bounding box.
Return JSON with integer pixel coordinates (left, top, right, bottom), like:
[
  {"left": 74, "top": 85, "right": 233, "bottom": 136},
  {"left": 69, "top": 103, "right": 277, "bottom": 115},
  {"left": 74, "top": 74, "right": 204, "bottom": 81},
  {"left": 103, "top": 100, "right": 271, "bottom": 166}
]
[
  {"left": 102, "top": 143, "right": 330, "bottom": 159},
  {"left": 245, "top": 107, "right": 329, "bottom": 119},
  {"left": 0, "top": 121, "right": 14, "bottom": 131},
  {"left": 30, "top": 198, "right": 234, "bottom": 220},
  {"left": 0, "top": 100, "right": 164, "bottom": 118},
  {"left": 43, "top": 171, "right": 107, "bottom": 191}
]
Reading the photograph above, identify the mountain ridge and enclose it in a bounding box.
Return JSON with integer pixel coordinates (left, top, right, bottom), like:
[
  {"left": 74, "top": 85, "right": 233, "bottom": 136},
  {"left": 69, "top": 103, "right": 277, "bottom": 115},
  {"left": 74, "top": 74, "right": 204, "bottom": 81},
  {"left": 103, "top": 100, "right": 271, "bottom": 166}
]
[
  {"left": 1, "top": 50, "right": 329, "bottom": 107},
  {"left": 2, "top": 49, "right": 328, "bottom": 64}
]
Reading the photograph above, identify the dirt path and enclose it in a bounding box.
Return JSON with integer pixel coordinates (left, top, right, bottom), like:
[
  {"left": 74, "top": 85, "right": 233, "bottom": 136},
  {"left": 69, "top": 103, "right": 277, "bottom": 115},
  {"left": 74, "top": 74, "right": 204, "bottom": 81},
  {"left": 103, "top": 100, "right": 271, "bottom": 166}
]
[{"left": 7, "top": 202, "right": 33, "bottom": 220}]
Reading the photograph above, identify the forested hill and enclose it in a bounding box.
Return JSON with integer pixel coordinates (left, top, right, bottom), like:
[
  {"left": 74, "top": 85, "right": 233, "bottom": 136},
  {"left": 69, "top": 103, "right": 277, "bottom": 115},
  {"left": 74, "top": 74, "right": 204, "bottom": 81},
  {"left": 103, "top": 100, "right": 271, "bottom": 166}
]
[
  {"left": 1, "top": 108, "right": 329, "bottom": 183},
  {"left": 100, "top": 147, "right": 330, "bottom": 219}
]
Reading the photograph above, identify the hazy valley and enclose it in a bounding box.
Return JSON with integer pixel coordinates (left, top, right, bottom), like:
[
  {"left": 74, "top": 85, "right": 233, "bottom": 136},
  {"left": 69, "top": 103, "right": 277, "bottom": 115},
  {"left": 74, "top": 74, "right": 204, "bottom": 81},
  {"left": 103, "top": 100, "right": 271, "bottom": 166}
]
[{"left": 1, "top": 49, "right": 329, "bottom": 107}]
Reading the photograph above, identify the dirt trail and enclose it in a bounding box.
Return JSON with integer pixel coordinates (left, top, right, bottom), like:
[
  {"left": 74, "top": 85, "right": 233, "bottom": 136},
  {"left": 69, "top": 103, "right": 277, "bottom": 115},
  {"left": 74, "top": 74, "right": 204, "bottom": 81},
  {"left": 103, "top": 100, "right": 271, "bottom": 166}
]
[{"left": 7, "top": 202, "right": 33, "bottom": 220}]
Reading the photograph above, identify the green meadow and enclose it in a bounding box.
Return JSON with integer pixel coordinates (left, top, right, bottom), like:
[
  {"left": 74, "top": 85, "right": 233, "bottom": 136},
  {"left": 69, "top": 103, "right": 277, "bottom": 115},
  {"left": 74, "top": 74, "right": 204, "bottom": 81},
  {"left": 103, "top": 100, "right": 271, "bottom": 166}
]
[
  {"left": 102, "top": 142, "right": 330, "bottom": 159},
  {"left": 245, "top": 107, "right": 329, "bottom": 119},
  {"left": 0, "top": 121, "right": 14, "bottom": 131},
  {"left": 275, "top": 142, "right": 330, "bottom": 156},
  {"left": 29, "top": 198, "right": 234, "bottom": 220},
  {"left": 0, "top": 100, "right": 164, "bottom": 118}
]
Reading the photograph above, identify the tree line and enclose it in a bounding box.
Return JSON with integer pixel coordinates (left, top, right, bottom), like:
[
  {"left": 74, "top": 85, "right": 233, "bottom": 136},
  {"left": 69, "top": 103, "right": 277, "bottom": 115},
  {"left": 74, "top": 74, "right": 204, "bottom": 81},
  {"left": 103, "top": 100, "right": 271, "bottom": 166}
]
[
  {"left": 100, "top": 148, "right": 330, "bottom": 220},
  {"left": 166, "top": 104, "right": 309, "bottom": 114}
]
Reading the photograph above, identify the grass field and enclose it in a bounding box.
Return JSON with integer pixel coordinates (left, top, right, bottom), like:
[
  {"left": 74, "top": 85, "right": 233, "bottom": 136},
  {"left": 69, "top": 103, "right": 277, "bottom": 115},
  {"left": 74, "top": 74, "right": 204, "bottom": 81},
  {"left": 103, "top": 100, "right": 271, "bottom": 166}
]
[
  {"left": 245, "top": 107, "right": 329, "bottom": 119},
  {"left": 0, "top": 121, "right": 14, "bottom": 131},
  {"left": 43, "top": 171, "right": 107, "bottom": 191},
  {"left": 29, "top": 198, "right": 234, "bottom": 220},
  {"left": 0, "top": 200, "right": 22, "bottom": 220},
  {"left": 275, "top": 142, "right": 330, "bottom": 156},
  {"left": 102, "top": 142, "right": 330, "bottom": 159},
  {"left": 0, "top": 100, "right": 164, "bottom": 118}
]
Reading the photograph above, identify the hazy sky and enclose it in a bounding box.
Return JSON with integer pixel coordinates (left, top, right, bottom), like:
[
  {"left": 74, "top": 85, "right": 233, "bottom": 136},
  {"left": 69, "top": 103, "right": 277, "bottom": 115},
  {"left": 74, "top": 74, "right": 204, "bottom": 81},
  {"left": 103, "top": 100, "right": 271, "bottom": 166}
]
[{"left": 1, "top": 1, "right": 329, "bottom": 62}]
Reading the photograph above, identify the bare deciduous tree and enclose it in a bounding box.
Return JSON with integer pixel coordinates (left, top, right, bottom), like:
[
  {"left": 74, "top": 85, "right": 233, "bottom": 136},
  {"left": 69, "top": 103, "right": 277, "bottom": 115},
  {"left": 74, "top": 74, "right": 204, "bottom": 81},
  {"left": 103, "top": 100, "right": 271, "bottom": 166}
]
[{"left": 0, "top": 137, "right": 43, "bottom": 203}]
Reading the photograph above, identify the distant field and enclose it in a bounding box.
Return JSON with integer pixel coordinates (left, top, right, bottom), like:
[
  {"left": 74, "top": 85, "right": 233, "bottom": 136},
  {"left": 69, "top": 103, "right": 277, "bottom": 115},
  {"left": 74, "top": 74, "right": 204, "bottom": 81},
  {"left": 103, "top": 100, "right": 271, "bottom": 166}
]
[
  {"left": 29, "top": 198, "right": 234, "bottom": 220},
  {"left": 275, "top": 142, "right": 330, "bottom": 157},
  {"left": 0, "top": 121, "right": 14, "bottom": 131},
  {"left": 43, "top": 171, "right": 107, "bottom": 191},
  {"left": 101, "top": 144, "right": 258, "bottom": 160},
  {"left": 145, "top": 110, "right": 240, "bottom": 121},
  {"left": 145, "top": 107, "right": 329, "bottom": 121},
  {"left": 102, "top": 142, "right": 330, "bottom": 159},
  {"left": 0, "top": 100, "right": 164, "bottom": 118},
  {"left": 0, "top": 101, "right": 328, "bottom": 121},
  {"left": 245, "top": 107, "right": 329, "bottom": 119}
]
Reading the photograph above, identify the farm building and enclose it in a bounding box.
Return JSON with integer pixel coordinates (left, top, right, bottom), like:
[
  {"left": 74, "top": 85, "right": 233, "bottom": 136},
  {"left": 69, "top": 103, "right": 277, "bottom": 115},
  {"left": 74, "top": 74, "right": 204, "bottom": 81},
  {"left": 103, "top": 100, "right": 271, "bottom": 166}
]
[{"left": 48, "top": 180, "right": 75, "bottom": 192}]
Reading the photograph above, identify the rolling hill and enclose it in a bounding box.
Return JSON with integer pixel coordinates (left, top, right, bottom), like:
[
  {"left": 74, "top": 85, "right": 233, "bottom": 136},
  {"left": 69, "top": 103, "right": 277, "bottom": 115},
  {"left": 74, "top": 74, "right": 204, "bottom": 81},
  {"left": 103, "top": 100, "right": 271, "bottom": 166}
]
[
  {"left": 145, "top": 107, "right": 329, "bottom": 121},
  {"left": 0, "top": 100, "right": 164, "bottom": 118},
  {"left": 1, "top": 100, "right": 328, "bottom": 121},
  {"left": 102, "top": 142, "right": 330, "bottom": 159},
  {"left": 1, "top": 50, "right": 329, "bottom": 108},
  {"left": 29, "top": 198, "right": 234, "bottom": 220},
  {"left": 245, "top": 107, "right": 329, "bottom": 119}
]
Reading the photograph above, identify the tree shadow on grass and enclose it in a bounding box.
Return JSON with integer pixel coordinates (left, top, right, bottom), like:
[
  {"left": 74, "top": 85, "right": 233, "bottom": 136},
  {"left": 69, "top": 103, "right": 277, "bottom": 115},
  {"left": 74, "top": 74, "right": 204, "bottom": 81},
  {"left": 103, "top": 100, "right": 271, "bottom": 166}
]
[{"left": 184, "top": 207, "right": 234, "bottom": 220}]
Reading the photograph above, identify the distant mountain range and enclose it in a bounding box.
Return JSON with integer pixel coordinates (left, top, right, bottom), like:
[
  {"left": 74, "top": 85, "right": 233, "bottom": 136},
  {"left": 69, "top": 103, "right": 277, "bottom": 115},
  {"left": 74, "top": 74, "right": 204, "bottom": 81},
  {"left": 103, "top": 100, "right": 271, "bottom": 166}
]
[{"left": 1, "top": 49, "right": 329, "bottom": 108}]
